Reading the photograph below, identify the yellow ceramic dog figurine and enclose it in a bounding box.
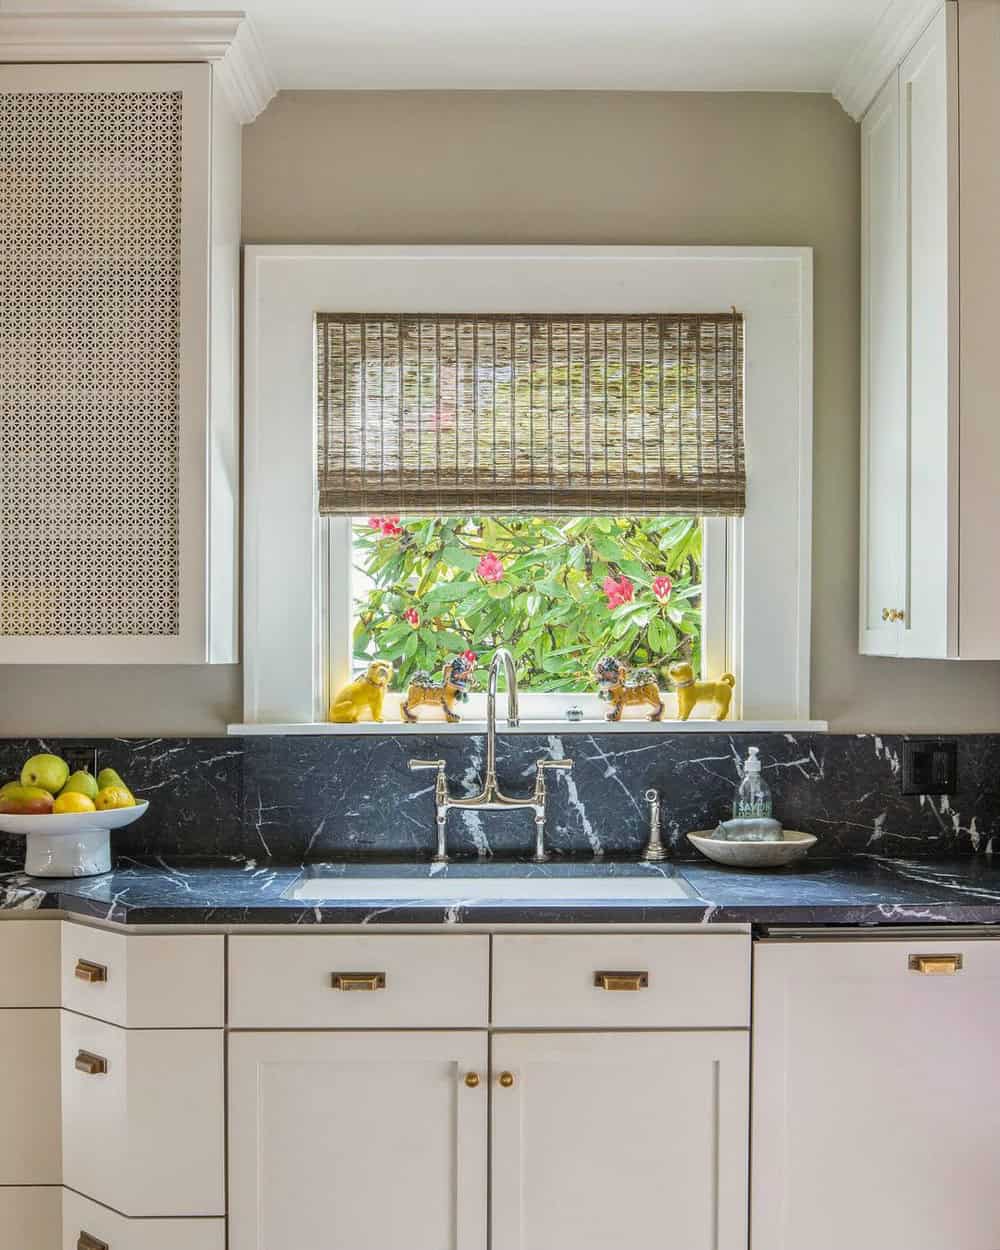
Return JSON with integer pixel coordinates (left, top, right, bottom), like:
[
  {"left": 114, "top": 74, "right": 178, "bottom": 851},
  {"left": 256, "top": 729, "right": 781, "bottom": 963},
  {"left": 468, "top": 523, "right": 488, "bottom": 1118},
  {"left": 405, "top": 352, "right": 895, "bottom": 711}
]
[
  {"left": 329, "top": 660, "right": 393, "bottom": 723},
  {"left": 668, "top": 662, "right": 736, "bottom": 721}
]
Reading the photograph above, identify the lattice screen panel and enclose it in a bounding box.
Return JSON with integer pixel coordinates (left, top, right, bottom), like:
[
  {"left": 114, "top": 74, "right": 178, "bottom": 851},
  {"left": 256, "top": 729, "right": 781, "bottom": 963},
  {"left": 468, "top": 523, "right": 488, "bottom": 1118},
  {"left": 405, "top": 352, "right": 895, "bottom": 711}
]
[{"left": 0, "top": 90, "right": 182, "bottom": 637}]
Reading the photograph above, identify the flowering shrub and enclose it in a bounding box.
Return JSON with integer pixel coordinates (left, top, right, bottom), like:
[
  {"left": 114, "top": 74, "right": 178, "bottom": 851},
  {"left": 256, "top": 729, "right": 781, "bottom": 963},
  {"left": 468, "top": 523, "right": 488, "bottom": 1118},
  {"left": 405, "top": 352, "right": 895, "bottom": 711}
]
[{"left": 352, "top": 516, "right": 703, "bottom": 692}]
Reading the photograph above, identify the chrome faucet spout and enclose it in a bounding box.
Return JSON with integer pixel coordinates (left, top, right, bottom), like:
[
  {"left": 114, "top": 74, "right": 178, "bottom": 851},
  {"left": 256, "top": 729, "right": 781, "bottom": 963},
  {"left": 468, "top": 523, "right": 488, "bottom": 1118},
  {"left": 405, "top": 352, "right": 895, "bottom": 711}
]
[{"left": 485, "top": 647, "right": 519, "bottom": 795}]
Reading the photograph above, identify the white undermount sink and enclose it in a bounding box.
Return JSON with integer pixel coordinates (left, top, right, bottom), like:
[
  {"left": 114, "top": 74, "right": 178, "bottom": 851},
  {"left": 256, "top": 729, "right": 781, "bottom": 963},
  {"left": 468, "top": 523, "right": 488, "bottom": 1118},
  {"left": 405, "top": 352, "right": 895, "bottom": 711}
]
[{"left": 284, "top": 866, "right": 694, "bottom": 902}]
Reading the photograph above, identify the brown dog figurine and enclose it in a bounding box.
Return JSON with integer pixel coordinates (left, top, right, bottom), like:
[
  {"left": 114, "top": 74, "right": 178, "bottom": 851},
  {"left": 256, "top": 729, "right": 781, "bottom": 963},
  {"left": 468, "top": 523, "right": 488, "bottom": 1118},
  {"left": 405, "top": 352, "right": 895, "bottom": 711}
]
[
  {"left": 669, "top": 662, "right": 736, "bottom": 721},
  {"left": 595, "top": 656, "right": 665, "bottom": 721},
  {"left": 401, "top": 652, "right": 476, "bottom": 723},
  {"left": 329, "top": 660, "right": 394, "bottom": 723}
]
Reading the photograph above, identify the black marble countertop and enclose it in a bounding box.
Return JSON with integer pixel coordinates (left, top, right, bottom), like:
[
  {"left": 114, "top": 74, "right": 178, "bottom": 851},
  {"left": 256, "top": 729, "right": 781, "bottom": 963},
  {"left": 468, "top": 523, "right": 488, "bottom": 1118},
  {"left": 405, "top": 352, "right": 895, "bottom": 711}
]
[{"left": 3, "top": 855, "right": 1000, "bottom": 927}]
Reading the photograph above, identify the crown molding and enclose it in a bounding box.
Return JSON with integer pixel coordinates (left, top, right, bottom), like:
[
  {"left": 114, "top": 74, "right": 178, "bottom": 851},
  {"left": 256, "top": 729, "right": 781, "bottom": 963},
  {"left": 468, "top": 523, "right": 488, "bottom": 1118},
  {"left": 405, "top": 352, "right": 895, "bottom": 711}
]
[
  {"left": 0, "top": 10, "right": 277, "bottom": 123},
  {"left": 833, "top": 0, "right": 941, "bottom": 120}
]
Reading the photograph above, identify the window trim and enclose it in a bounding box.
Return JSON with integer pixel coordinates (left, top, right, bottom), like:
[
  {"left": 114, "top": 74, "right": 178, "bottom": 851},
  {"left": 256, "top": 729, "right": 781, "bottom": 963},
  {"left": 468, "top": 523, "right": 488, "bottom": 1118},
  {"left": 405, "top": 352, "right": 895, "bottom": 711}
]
[{"left": 239, "top": 245, "right": 818, "bottom": 731}]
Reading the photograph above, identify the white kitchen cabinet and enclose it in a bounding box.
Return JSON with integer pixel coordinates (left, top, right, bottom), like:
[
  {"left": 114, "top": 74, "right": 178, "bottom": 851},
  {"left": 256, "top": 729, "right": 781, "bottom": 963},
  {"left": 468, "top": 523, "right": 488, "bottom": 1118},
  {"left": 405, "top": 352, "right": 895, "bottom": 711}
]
[
  {"left": 228, "top": 1030, "right": 488, "bottom": 1250},
  {"left": 859, "top": 0, "right": 1000, "bottom": 658},
  {"left": 491, "top": 1031, "right": 749, "bottom": 1250},
  {"left": 63, "top": 1190, "right": 225, "bottom": 1250},
  {"left": 752, "top": 936, "right": 1000, "bottom": 1250},
  {"left": 0, "top": 61, "right": 239, "bottom": 664},
  {"left": 61, "top": 1011, "right": 225, "bottom": 1217}
]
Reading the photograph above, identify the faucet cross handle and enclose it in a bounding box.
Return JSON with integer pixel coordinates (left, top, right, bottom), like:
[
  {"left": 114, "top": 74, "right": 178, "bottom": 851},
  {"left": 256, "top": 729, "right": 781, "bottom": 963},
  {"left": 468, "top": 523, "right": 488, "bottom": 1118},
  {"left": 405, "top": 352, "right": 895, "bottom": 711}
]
[{"left": 408, "top": 760, "right": 450, "bottom": 863}]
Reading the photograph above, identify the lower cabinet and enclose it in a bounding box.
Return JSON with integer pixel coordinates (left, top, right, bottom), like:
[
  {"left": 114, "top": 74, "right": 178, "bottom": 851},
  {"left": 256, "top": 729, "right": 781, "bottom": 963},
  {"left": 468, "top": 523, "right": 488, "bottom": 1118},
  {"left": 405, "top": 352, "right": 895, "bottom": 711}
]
[
  {"left": 62, "top": 1191, "right": 225, "bottom": 1250},
  {"left": 228, "top": 1028, "right": 748, "bottom": 1250},
  {"left": 491, "top": 1031, "right": 749, "bottom": 1250},
  {"left": 228, "top": 1030, "right": 489, "bottom": 1250},
  {"left": 61, "top": 1012, "right": 225, "bottom": 1217},
  {"left": 752, "top": 937, "right": 1000, "bottom": 1250}
]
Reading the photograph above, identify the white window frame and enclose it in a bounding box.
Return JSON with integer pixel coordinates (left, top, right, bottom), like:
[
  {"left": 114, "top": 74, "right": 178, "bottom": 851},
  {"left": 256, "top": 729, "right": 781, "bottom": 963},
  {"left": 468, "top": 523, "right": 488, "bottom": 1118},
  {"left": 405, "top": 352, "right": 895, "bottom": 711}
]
[{"left": 238, "top": 245, "right": 820, "bottom": 733}]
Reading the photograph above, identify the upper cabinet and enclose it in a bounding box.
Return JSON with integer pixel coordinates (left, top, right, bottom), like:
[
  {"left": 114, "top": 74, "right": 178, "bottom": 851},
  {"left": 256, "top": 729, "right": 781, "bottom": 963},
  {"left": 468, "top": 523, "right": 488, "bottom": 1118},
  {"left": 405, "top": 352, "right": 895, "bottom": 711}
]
[
  {"left": 860, "top": 1, "right": 1000, "bottom": 659},
  {"left": 0, "top": 59, "right": 242, "bottom": 664}
]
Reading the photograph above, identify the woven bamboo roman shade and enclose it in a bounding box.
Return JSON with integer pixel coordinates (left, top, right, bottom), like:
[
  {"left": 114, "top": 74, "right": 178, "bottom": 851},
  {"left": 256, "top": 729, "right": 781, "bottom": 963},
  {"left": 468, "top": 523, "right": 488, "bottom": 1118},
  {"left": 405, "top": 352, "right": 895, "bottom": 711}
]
[{"left": 316, "top": 313, "right": 745, "bottom": 516}]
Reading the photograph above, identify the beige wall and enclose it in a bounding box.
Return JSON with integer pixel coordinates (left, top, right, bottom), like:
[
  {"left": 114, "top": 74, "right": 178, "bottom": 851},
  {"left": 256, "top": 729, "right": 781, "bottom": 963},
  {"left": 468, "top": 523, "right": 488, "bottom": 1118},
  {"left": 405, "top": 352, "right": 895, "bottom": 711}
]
[{"left": 3, "top": 90, "right": 997, "bottom": 735}]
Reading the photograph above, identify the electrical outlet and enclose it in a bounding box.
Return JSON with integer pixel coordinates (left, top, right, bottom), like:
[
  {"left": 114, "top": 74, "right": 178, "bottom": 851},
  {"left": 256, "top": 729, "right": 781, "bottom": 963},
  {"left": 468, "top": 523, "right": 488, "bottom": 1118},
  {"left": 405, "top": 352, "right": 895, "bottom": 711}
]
[
  {"left": 57, "top": 741, "right": 100, "bottom": 778},
  {"left": 901, "top": 737, "right": 958, "bottom": 796}
]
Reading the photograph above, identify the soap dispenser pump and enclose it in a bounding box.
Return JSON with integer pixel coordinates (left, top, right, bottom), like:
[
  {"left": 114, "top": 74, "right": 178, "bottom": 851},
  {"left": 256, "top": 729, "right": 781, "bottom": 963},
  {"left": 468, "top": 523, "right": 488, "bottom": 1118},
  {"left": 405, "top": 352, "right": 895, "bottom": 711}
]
[{"left": 734, "top": 746, "right": 772, "bottom": 819}]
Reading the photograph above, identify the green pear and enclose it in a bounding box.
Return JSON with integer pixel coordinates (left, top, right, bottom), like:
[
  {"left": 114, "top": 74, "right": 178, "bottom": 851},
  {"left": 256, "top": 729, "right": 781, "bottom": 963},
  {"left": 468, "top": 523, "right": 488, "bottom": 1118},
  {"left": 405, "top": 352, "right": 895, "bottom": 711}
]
[
  {"left": 21, "top": 754, "right": 69, "bottom": 795},
  {"left": 60, "top": 770, "right": 99, "bottom": 802},
  {"left": 97, "top": 767, "right": 127, "bottom": 792}
]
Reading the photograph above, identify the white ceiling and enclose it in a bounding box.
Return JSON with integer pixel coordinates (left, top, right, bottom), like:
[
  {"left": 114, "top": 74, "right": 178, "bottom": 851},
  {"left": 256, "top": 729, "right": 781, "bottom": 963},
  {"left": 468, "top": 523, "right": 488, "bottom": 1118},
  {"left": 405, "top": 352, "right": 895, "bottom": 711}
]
[{"left": 7, "top": 0, "right": 890, "bottom": 92}]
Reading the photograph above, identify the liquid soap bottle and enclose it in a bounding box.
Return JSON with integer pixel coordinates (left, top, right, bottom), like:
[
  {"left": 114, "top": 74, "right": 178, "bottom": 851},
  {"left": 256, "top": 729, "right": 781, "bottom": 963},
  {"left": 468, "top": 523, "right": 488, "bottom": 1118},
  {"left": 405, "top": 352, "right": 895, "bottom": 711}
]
[{"left": 733, "top": 746, "right": 773, "bottom": 819}]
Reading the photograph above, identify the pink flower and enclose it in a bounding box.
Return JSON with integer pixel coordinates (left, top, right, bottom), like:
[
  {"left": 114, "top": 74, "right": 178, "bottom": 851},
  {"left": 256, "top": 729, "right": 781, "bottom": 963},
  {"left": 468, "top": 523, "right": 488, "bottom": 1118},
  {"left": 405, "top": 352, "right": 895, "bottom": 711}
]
[
  {"left": 476, "top": 552, "right": 504, "bottom": 583},
  {"left": 461, "top": 650, "right": 478, "bottom": 666},
  {"left": 652, "top": 575, "right": 673, "bottom": 604},
  {"left": 403, "top": 607, "right": 420, "bottom": 628},
  {"left": 369, "top": 515, "right": 403, "bottom": 538},
  {"left": 603, "top": 574, "right": 634, "bottom": 610}
]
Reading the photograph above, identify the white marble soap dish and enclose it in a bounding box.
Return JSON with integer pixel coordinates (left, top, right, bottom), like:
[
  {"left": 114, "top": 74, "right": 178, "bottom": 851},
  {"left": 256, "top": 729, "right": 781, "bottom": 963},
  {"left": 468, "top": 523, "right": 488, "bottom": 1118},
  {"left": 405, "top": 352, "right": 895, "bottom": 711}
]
[{"left": 687, "top": 828, "right": 817, "bottom": 868}]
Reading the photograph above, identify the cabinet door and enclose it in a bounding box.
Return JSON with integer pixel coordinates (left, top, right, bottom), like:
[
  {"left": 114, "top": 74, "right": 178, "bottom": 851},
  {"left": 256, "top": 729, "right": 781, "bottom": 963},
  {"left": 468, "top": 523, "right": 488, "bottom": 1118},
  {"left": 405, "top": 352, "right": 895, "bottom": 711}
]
[
  {"left": 859, "top": 69, "right": 906, "bottom": 656},
  {"left": 229, "top": 1030, "right": 488, "bottom": 1250},
  {"left": 0, "top": 62, "right": 237, "bottom": 664},
  {"left": 899, "top": 3, "right": 958, "bottom": 658},
  {"left": 491, "top": 1031, "right": 749, "bottom": 1250},
  {"left": 752, "top": 938, "right": 1000, "bottom": 1250},
  {"left": 0, "top": 1188, "right": 61, "bottom": 1249}
]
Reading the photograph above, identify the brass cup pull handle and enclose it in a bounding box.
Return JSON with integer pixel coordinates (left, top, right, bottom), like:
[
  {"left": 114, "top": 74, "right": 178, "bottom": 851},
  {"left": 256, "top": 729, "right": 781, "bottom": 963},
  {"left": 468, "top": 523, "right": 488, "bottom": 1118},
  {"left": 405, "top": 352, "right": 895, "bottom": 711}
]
[
  {"left": 464, "top": 1072, "right": 480, "bottom": 1088},
  {"left": 75, "top": 1050, "right": 108, "bottom": 1076},
  {"left": 909, "top": 953, "right": 963, "bottom": 975},
  {"left": 75, "top": 959, "right": 108, "bottom": 984},
  {"left": 498, "top": 1071, "right": 515, "bottom": 1088},
  {"left": 331, "top": 971, "right": 387, "bottom": 991},
  {"left": 78, "top": 1233, "right": 109, "bottom": 1250},
  {"left": 594, "top": 970, "right": 649, "bottom": 991}
]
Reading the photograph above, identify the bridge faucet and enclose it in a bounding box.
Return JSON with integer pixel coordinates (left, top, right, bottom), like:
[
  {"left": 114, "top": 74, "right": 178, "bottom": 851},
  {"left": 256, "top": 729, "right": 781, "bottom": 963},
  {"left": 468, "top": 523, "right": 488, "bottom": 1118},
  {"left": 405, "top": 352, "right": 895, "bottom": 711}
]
[{"left": 408, "top": 646, "right": 572, "bottom": 862}]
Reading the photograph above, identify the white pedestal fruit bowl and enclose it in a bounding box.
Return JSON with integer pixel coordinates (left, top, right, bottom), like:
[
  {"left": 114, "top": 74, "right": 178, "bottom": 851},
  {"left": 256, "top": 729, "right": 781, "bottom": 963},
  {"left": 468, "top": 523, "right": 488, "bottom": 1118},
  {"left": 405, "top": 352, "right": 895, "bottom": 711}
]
[{"left": 0, "top": 803, "right": 149, "bottom": 877}]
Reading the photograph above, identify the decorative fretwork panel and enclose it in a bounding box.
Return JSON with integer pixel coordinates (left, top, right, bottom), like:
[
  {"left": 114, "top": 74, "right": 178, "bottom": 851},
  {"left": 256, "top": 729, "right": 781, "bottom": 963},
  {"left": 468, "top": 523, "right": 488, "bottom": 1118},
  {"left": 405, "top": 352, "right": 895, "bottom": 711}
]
[{"left": 0, "top": 90, "right": 182, "bottom": 637}]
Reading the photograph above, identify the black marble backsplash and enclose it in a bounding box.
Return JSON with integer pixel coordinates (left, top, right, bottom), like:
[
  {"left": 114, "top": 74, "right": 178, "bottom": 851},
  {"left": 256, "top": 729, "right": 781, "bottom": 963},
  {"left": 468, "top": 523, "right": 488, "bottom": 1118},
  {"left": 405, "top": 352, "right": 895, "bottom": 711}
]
[{"left": 0, "top": 731, "right": 997, "bottom": 865}]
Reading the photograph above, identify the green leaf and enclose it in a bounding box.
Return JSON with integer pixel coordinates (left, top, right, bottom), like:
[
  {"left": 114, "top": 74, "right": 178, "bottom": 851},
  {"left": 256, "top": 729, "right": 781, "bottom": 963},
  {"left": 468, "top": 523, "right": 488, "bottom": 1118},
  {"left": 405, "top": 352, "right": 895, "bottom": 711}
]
[
  {"left": 486, "top": 582, "right": 511, "bottom": 599},
  {"left": 441, "top": 545, "right": 482, "bottom": 572}
]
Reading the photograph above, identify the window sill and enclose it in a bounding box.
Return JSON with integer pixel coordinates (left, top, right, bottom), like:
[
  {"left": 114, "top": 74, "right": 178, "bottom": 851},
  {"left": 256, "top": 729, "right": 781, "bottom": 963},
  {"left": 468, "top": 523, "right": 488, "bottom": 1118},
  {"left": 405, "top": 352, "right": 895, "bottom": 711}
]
[{"left": 228, "top": 719, "right": 829, "bottom": 736}]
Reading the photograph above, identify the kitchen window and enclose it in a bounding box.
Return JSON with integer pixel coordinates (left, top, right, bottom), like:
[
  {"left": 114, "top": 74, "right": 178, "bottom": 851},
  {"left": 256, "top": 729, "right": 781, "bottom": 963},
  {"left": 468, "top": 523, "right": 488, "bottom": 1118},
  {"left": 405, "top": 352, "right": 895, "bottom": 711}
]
[
  {"left": 318, "top": 309, "right": 741, "bottom": 721},
  {"left": 239, "top": 246, "right": 816, "bottom": 731}
]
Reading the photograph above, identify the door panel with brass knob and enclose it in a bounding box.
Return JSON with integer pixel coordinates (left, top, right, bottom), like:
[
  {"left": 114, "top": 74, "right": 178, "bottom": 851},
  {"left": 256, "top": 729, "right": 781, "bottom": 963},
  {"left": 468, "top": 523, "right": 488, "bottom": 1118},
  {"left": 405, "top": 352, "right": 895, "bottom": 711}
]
[
  {"left": 490, "top": 1031, "right": 748, "bottom": 1250},
  {"left": 229, "top": 1029, "right": 487, "bottom": 1250}
]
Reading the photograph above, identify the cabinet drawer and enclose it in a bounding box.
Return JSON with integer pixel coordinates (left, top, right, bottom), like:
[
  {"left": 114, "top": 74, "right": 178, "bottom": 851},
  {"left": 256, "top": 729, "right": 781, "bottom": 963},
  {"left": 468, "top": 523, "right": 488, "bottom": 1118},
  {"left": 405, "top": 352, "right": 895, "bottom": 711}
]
[
  {"left": 0, "top": 1187, "right": 61, "bottom": 1249},
  {"left": 0, "top": 1009, "right": 61, "bottom": 1183},
  {"left": 492, "top": 934, "right": 750, "bottom": 1027},
  {"left": 61, "top": 923, "right": 224, "bottom": 1027},
  {"left": 229, "top": 934, "right": 489, "bottom": 1028},
  {"left": 61, "top": 1013, "right": 224, "bottom": 1217},
  {"left": 64, "top": 1190, "right": 225, "bottom": 1250}
]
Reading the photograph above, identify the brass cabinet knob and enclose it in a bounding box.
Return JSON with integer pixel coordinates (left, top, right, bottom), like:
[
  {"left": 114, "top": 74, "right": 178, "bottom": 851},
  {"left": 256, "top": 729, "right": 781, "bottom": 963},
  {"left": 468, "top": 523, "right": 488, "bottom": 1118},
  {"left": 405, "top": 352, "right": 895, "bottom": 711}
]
[
  {"left": 464, "top": 1072, "right": 480, "bottom": 1088},
  {"left": 498, "top": 1071, "right": 515, "bottom": 1088},
  {"left": 75, "top": 959, "right": 108, "bottom": 984},
  {"left": 78, "top": 1233, "right": 109, "bottom": 1250},
  {"left": 75, "top": 1050, "right": 108, "bottom": 1076},
  {"left": 882, "top": 607, "right": 891, "bottom": 622}
]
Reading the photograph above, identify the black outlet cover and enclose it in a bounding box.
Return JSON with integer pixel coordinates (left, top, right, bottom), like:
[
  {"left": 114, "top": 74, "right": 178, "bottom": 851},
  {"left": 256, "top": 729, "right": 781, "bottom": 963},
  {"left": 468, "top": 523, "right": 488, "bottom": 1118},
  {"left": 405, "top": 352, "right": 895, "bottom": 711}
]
[{"left": 901, "top": 737, "right": 958, "bottom": 796}]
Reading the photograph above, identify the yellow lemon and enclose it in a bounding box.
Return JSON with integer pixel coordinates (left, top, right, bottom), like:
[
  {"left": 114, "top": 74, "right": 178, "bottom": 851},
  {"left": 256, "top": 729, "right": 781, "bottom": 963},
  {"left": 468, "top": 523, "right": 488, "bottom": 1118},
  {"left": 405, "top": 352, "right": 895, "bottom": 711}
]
[
  {"left": 53, "top": 792, "right": 96, "bottom": 815},
  {"left": 95, "top": 786, "right": 135, "bottom": 812}
]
